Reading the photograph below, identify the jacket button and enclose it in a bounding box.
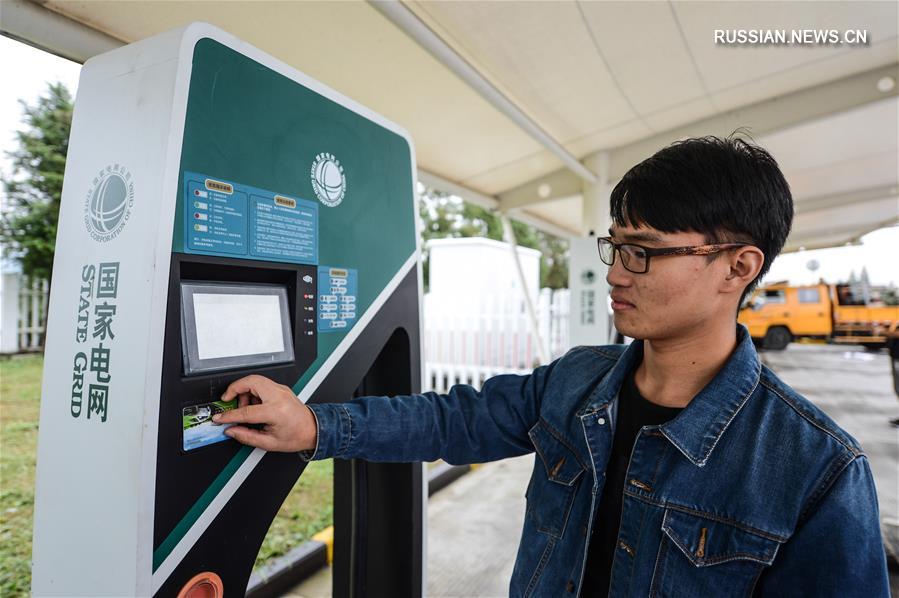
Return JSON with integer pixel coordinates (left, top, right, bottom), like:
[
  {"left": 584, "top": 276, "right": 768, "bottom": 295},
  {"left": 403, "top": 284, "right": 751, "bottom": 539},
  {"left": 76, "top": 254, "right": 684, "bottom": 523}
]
[
  {"left": 597, "top": 417, "right": 606, "bottom": 425},
  {"left": 566, "top": 580, "right": 576, "bottom": 593}
]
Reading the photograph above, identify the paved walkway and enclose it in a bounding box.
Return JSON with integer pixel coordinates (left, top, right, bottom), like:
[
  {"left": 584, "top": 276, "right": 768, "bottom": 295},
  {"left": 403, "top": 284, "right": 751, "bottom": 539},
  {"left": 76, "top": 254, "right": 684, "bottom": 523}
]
[
  {"left": 284, "top": 456, "right": 532, "bottom": 598},
  {"left": 423, "top": 457, "right": 532, "bottom": 597},
  {"left": 286, "top": 343, "right": 899, "bottom": 597}
]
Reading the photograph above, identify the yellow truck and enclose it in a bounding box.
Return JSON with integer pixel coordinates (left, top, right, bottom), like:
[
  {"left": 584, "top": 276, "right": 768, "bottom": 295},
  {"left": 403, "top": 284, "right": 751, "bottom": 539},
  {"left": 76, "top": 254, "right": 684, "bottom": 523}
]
[{"left": 738, "top": 282, "right": 899, "bottom": 350}]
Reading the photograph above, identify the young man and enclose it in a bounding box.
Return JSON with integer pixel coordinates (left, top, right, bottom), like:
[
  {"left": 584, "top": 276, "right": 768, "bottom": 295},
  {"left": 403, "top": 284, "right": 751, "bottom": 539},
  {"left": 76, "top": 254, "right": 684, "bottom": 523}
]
[{"left": 214, "top": 136, "right": 889, "bottom": 596}]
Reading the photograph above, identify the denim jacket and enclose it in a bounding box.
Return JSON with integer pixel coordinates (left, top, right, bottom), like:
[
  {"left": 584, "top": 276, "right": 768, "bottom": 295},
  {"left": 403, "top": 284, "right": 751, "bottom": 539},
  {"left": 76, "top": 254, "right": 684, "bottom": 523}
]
[{"left": 307, "top": 325, "right": 889, "bottom": 597}]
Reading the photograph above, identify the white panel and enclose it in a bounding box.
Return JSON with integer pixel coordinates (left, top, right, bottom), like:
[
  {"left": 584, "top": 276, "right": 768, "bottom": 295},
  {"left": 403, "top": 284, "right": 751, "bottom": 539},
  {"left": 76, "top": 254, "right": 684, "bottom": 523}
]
[
  {"left": 762, "top": 98, "right": 898, "bottom": 172},
  {"left": 428, "top": 238, "right": 541, "bottom": 305},
  {"left": 569, "top": 237, "right": 611, "bottom": 347},
  {"left": 565, "top": 119, "right": 654, "bottom": 158},
  {"left": 406, "top": 1, "right": 635, "bottom": 141},
  {"left": 788, "top": 151, "right": 899, "bottom": 201},
  {"left": 710, "top": 39, "right": 899, "bottom": 113},
  {"left": 760, "top": 97, "right": 899, "bottom": 200},
  {"left": 43, "top": 1, "right": 546, "bottom": 197},
  {"left": 641, "top": 96, "right": 718, "bottom": 134},
  {"left": 464, "top": 150, "right": 564, "bottom": 196},
  {"left": 793, "top": 196, "right": 899, "bottom": 238},
  {"left": 577, "top": 1, "right": 707, "bottom": 115},
  {"left": 36, "top": 0, "right": 899, "bottom": 203},
  {"left": 31, "top": 25, "right": 188, "bottom": 596},
  {"left": 521, "top": 196, "right": 584, "bottom": 236},
  {"left": 673, "top": 1, "right": 898, "bottom": 92}
]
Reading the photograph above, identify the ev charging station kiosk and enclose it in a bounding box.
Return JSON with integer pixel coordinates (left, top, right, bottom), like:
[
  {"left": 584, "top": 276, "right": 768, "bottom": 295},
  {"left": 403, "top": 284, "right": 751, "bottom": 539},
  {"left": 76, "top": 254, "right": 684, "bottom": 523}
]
[{"left": 31, "top": 23, "right": 425, "bottom": 597}]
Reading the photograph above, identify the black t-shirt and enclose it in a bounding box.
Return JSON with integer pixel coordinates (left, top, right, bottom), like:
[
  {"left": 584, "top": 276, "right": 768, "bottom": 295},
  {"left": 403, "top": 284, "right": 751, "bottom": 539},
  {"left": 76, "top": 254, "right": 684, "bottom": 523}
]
[{"left": 580, "top": 367, "right": 683, "bottom": 596}]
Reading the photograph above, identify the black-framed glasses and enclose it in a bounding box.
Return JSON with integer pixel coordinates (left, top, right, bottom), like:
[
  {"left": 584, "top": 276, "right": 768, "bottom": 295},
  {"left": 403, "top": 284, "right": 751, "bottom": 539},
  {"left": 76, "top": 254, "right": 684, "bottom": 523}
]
[{"left": 597, "top": 237, "right": 752, "bottom": 274}]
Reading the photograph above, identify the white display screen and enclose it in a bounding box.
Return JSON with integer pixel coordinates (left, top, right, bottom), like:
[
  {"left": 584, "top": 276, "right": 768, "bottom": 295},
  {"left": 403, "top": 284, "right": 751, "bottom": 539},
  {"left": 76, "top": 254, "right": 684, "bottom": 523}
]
[
  {"left": 180, "top": 282, "right": 294, "bottom": 375},
  {"left": 192, "top": 293, "right": 285, "bottom": 360}
]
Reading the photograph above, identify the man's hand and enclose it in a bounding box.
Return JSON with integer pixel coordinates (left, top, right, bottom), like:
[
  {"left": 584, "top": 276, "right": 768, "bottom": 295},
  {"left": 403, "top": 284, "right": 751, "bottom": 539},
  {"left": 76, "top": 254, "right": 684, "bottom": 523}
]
[{"left": 212, "top": 375, "right": 317, "bottom": 452}]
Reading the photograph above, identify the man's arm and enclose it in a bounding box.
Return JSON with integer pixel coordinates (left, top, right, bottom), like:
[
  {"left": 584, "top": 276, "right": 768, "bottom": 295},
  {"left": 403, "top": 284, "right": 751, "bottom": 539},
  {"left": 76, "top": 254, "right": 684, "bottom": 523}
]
[
  {"left": 754, "top": 455, "right": 890, "bottom": 596},
  {"left": 213, "top": 358, "right": 561, "bottom": 464}
]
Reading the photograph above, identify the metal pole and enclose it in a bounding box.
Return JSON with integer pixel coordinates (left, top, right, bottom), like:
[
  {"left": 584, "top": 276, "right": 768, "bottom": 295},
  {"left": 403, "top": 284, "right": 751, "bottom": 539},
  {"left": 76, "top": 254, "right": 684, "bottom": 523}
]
[
  {"left": 1, "top": 0, "right": 123, "bottom": 63},
  {"left": 370, "top": 0, "right": 596, "bottom": 184},
  {"left": 500, "top": 214, "right": 550, "bottom": 365}
]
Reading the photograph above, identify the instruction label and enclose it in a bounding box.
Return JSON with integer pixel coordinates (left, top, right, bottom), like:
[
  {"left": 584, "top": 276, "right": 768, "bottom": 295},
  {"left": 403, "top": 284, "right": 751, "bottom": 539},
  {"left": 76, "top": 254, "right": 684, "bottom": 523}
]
[
  {"left": 249, "top": 194, "right": 317, "bottom": 263},
  {"left": 183, "top": 172, "right": 318, "bottom": 264},
  {"left": 186, "top": 178, "right": 247, "bottom": 255},
  {"left": 318, "top": 266, "right": 358, "bottom": 332}
]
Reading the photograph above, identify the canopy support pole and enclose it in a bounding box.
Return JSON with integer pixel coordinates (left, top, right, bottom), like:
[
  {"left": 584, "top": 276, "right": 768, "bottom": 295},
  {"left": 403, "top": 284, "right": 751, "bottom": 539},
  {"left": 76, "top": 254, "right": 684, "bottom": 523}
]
[{"left": 500, "top": 214, "right": 550, "bottom": 365}]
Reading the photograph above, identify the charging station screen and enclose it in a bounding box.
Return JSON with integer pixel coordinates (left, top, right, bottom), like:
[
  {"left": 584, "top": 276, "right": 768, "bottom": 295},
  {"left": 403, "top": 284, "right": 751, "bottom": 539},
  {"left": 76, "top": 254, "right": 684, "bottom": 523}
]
[{"left": 180, "top": 282, "right": 294, "bottom": 375}]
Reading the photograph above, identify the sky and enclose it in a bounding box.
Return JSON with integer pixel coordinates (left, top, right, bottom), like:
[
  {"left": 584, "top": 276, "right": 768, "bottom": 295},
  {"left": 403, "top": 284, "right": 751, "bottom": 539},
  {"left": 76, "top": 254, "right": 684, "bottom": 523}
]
[
  {"left": 0, "top": 36, "right": 82, "bottom": 177},
  {"left": 1, "top": 35, "right": 896, "bottom": 286}
]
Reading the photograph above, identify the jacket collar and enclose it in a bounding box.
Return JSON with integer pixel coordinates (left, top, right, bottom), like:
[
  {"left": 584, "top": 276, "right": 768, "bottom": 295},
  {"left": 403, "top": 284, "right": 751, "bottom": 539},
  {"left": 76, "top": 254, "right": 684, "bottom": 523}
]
[{"left": 584, "top": 324, "right": 761, "bottom": 467}]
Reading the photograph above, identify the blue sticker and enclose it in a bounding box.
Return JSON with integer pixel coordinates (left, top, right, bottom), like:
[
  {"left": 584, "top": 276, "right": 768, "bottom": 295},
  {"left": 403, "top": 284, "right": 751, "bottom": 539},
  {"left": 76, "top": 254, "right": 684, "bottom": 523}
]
[
  {"left": 186, "top": 179, "right": 248, "bottom": 255},
  {"left": 318, "top": 266, "right": 358, "bottom": 332},
  {"left": 249, "top": 194, "right": 317, "bottom": 263},
  {"left": 183, "top": 172, "right": 318, "bottom": 265}
]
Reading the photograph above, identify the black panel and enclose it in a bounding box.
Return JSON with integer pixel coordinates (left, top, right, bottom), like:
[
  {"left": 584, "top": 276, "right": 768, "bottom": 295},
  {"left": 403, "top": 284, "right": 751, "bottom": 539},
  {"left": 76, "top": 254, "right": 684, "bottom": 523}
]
[
  {"left": 334, "top": 328, "right": 423, "bottom": 598},
  {"left": 153, "top": 263, "right": 422, "bottom": 597},
  {"left": 154, "top": 451, "right": 309, "bottom": 597},
  {"left": 154, "top": 253, "right": 317, "bottom": 551}
]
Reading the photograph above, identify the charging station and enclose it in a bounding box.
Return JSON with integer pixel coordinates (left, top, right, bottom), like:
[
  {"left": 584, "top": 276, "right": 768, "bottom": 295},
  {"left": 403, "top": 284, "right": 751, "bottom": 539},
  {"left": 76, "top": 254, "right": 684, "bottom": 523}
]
[{"left": 31, "top": 23, "right": 424, "bottom": 597}]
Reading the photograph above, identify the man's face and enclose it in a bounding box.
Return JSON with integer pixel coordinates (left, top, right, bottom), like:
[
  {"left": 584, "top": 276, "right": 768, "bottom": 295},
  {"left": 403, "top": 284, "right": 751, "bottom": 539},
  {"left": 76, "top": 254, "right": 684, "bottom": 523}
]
[{"left": 606, "top": 223, "right": 731, "bottom": 341}]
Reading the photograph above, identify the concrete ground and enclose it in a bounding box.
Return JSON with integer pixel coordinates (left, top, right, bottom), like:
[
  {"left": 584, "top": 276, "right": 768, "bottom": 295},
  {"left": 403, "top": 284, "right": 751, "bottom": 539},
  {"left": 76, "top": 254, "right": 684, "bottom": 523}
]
[
  {"left": 285, "top": 343, "right": 899, "bottom": 597},
  {"left": 283, "top": 456, "right": 531, "bottom": 598}
]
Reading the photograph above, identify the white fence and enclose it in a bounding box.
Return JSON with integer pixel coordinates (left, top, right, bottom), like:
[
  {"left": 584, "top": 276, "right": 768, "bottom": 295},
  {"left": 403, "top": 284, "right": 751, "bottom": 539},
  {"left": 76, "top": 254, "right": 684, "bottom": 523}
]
[
  {"left": 1, "top": 275, "right": 49, "bottom": 353},
  {"left": 20, "top": 277, "right": 48, "bottom": 351},
  {"left": 2, "top": 276, "right": 574, "bottom": 391},
  {"left": 423, "top": 288, "right": 570, "bottom": 393}
]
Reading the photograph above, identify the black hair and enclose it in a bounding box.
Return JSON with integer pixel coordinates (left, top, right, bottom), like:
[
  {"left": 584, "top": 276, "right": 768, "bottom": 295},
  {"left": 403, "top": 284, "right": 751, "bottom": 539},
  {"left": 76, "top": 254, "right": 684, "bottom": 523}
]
[{"left": 609, "top": 132, "right": 793, "bottom": 305}]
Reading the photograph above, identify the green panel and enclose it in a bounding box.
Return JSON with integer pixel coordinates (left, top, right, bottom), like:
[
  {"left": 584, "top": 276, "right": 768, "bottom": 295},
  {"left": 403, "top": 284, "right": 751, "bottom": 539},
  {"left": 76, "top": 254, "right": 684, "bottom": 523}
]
[
  {"left": 174, "top": 39, "right": 417, "bottom": 367},
  {"left": 158, "top": 38, "right": 418, "bottom": 569}
]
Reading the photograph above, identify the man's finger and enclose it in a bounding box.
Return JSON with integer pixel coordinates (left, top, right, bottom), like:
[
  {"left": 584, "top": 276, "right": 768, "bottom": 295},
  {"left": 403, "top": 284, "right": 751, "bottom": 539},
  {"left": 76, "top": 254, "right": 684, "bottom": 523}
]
[
  {"left": 221, "top": 375, "right": 279, "bottom": 403},
  {"left": 214, "top": 403, "right": 271, "bottom": 425},
  {"left": 224, "top": 425, "right": 277, "bottom": 451}
]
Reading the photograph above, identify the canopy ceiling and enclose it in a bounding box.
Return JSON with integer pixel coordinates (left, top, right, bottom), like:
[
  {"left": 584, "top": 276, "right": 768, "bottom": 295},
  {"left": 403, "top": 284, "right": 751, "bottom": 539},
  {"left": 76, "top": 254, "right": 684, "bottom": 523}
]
[{"left": 3, "top": 0, "right": 897, "bottom": 249}]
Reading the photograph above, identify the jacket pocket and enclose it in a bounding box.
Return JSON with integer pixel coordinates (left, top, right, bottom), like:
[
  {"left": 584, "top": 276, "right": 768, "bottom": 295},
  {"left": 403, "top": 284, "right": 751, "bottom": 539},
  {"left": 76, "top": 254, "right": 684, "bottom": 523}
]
[
  {"left": 650, "top": 508, "right": 783, "bottom": 597},
  {"left": 524, "top": 420, "right": 586, "bottom": 539}
]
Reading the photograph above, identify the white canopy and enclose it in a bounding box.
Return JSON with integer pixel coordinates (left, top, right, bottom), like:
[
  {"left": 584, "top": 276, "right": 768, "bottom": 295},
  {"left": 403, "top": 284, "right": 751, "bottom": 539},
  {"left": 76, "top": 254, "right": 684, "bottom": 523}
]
[{"left": 3, "top": 0, "right": 897, "bottom": 249}]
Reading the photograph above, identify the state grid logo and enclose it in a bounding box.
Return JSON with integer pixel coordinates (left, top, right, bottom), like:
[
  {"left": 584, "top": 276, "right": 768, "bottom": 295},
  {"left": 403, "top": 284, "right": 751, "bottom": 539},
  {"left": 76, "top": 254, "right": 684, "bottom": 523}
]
[
  {"left": 310, "top": 152, "right": 346, "bottom": 208},
  {"left": 83, "top": 164, "right": 134, "bottom": 243}
]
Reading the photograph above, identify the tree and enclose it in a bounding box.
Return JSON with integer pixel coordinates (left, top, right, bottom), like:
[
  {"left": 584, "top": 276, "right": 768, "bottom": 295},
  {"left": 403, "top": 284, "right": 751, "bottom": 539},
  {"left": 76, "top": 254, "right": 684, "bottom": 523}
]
[
  {"left": 417, "top": 186, "right": 569, "bottom": 291},
  {"left": 1, "top": 82, "right": 73, "bottom": 285},
  {"left": 418, "top": 187, "right": 458, "bottom": 291}
]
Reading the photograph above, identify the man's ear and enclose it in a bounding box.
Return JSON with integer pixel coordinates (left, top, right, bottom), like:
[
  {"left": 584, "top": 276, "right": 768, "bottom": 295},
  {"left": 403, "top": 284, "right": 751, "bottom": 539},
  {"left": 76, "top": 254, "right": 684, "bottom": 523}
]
[{"left": 723, "top": 246, "right": 765, "bottom": 293}]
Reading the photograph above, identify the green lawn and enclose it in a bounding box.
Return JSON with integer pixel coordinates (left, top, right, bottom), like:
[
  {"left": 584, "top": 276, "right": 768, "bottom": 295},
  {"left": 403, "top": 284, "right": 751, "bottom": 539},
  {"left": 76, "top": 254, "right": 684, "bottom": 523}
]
[
  {"left": 0, "top": 354, "right": 41, "bottom": 596},
  {"left": 255, "top": 459, "right": 333, "bottom": 568},
  {"left": 0, "top": 354, "right": 333, "bottom": 596}
]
